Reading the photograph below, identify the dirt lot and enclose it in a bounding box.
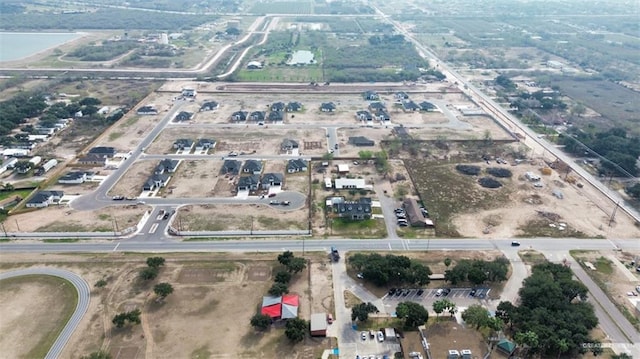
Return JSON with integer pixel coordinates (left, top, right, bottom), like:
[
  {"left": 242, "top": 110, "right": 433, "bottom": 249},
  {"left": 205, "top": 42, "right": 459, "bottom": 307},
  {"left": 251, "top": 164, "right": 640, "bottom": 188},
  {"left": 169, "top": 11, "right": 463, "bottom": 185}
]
[
  {"left": 108, "top": 160, "right": 159, "bottom": 198},
  {"left": 0, "top": 252, "right": 333, "bottom": 359},
  {"left": 571, "top": 250, "right": 640, "bottom": 330},
  {"left": 423, "top": 321, "right": 489, "bottom": 359},
  {"left": 176, "top": 204, "right": 308, "bottom": 231},
  {"left": 4, "top": 204, "right": 148, "bottom": 232},
  {"left": 450, "top": 158, "right": 640, "bottom": 239}
]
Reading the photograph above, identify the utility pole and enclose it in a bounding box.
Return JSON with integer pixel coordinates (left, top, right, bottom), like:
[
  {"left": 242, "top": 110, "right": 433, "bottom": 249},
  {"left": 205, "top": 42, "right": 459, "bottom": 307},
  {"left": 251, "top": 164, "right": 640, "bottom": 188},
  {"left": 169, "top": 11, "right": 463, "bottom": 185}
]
[{"left": 609, "top": 201, "right": 620, "bottom": 227}]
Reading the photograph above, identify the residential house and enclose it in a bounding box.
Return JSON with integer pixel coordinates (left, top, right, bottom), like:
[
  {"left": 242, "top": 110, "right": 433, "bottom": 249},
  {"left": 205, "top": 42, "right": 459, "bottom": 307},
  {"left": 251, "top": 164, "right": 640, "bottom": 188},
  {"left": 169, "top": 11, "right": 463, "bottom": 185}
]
[
  {"left": 287, "top": 159, "right": 307, "bottom": 173},
  {"left": 403, "top": 198, "right": 434, "bottom": 228},
  {"left": 200, "top": 101, "right": 219, "bottom": 111},
  {"left": 335, "top": 178, "right": 366, "bottom": 189},
  {"left": 195, "top": 138, "right": 216, "bottom": 151},
  {"left": 402, "top": 100, "right": 420, "bottom": 112},
  {"left": 231, "top": 111, "right": 248, "bottom": 122},
  {"left": 243, "top": 160, "right": 263, "bottom": 174},
  {"left": 332, "top": 198, "right": 372, "bottom": 220},
  {"left": 222, "top": 159, "right": 241, "bottom": 175},
  {"left": 419, "top": 101, "right": 437, "bottom": 112},
  {"left": 349, "top": 136, "right": 375, "bottom": 147},
  {"left": 89, "top": 146, "right": 117, "bottom": 158},
  {"left": 77, "top": 153, "right": 106, "bottom": 166},
  {"left": 58, "top": 171, "right": 87, "bottom": 184},
  {"left": 356, "top": 110, "right": 373, "bottom": 122},
  {"left": 374, "top": 109, "right": 390, "bottom": 122},
  {"left": 395, "top": 91, "right": 410, "bottom": 101},
  {"left": 142, "top": 173, "right": 170, "bottom": 191},
  {"left": 286, "top": 102, "right": 302, "bottom": 112},
  {"left": 247, "top": 61, "right": 263, "bottom": 69},
  {"left": 237, "top": 174, "right": 260, "bottom": 191},
  {"left": 368, "top": 102, "right": 386, "bottom": 112},
  {"left": 173, "top": 138, "right": 193, "bottom": 151},
  {"left": 281, "top": 139, "right": 299, "bottom": 152},
  {"left": 363, "top": 90, "right": 379, "bottom": 101},
  {"left": 0, "top": 158, "right": 17, "bottom": 175},
  {"left": 261, "top": 173, "right": 283, "bottom": 190},
  {"left": 271, "top": 102, "right": 286, "bottom": 112},
  {"left": 268, "top": 111, "right": 284, "bottom": 122},
  {"left": 250, "top": 111, "right": 266, "bottom": 122},
  {"left": 26, "top": 190, "right": 64, "bottom": 208},
  {"left": 320, "top": 102, "right": 336, "bottom": 112},
  {"left": 137, "top": 105, "right": 158, "bottom": 115},
  {"left": 174, "top": 111, "right": 193, "bottom": 122},
  {"left": 181, "top": 88, "right": 197, "bottom": 98},
  {"left": 155, "top": 159, "right": 180, "bottom": 174}
]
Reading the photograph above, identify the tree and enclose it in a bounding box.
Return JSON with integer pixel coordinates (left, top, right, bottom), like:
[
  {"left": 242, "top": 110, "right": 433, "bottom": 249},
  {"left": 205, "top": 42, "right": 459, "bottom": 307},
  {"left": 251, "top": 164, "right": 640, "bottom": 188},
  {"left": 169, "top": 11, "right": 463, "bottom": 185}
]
[
  {"left": 81, "top": 351, "right": 112, "bottom": 359},
  {"left": 274, "top": 270, "right": 292, "bottom": 284},
  {"left": 496, "top": 301, "right": 516, "bottom": 329},
  {"left": 461, "top": 305, "right": 491, "bottom": 329},
  {"left": 626, "top": 183, "right": 640, "bottom": 199},
  {"left": 278, "top": 251, "right": 294, "bottom": 266},
  {"left": 286, "top": 257, "right": 306, "bottom": 274},
  {"left": 351, "top": 302, "right": 378, "bottom": 322},
  {"left": 611, "top": 354, "right": 633, "bottom": 359},
  {"left": 284, "top": 318, "right": 307, "bottom": 343},
  {"left": 396, "top": 301, "right": 429, "bottom": 328},
  {"left": 153, "top": 282, "right": 174, "bottom": 299},
  {"left": 432, "top": 300, "right": 446, "bottom": 320},
  {"left": 358, "top": 150, "right": 373, "bottom": 160},
  {"left": 444, "top": 258, "right": 452, "bottom": 268},
  {"left": 112, "top": 309, "right": 141, "bottom": 328},
  {"left": 250, "top": 313, "right": 271, "bottom": 331},
  {"left": 79, "top": 97, "right": 101, "bottom": 106},
  {"left": 139, "top": 267, "right": 159, "bottom": 280},
  {"left": 467, "top": 266, "right": 488, "bottom": 285},
  {"left": 515, "top": 331, "right": 539, "bottom": 355},
  {"left": 146, "top": 257, "right": 165, "bottom": 268},
  {"left": 268, "top": 282, "right": 289, "bottom": 296}
]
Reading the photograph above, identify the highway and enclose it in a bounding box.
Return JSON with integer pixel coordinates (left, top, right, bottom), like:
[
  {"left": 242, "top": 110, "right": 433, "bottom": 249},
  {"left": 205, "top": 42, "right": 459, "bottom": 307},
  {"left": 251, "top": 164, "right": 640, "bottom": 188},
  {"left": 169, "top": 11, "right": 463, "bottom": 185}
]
[{"left": 0, "top": 267, "right": 91, "bottom": 359}]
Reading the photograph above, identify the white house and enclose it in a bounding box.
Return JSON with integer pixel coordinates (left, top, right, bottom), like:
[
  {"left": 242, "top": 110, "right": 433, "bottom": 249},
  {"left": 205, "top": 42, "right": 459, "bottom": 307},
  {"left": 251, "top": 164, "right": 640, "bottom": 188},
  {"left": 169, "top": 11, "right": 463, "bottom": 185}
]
[
  {"left": 25, "top": 191, "right": 64, "bottom": 208},
  {"left": 335, "top": 178, "right": 366, "bottom": 189}
]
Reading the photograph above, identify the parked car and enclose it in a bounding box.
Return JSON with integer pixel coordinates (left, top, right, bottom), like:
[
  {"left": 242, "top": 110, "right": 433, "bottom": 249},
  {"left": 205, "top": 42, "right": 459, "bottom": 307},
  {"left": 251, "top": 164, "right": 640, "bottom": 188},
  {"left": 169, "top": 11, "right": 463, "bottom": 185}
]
[
  {"left": 356, "top": 272, "right": 364, "bottom": 279},
  {"left": 377, "top": 331, "right": 384, "bottom": 342},
  {"left": 388, "top": 288, "right": 397, "bottom": 296},
  {"left": 470, "top": 289, "right": 477, "bottom": 297},
  {"left": 327, "top": 313, "right": 333, "bottom": 324},
  {"left": 416, "top": 289, "right": 424, "bottom": 296},
  {"left": 398, "top": 222, "right": 408, "bottom": 227},
  {"left": 511, "top": 241, "right": 521, "bottom": 246},
  {"left": 361, "top": 332, "right": 367, "bottom": 340},
  {"left": 281, "top": 201, "right": 290, "bottom": 206},
  {"left": 442, "top": 288, "right": 451, "bottom": 296},
  {"left": 112, "top": 195, "right": 124, "bottom": 201},
  {"left": 435, "top": 288, "right": 444, "bottom": 297}
]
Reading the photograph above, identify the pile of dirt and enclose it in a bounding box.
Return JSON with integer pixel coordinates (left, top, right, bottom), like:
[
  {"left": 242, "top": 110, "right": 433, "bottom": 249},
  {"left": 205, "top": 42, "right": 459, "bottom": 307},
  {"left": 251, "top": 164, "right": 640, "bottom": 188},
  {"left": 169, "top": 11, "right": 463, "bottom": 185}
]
[
  {"left": 478, "top": 177, "right": 502, "bottom": 188},
  {"left": 523, "top": 194, "right": 543, "bottom": 205},
  {"left": 537, "top": 210, "right": 561, "bottom": 221},
  {"left": 455, "top": 164, "right": 481, "bottom": 176}
]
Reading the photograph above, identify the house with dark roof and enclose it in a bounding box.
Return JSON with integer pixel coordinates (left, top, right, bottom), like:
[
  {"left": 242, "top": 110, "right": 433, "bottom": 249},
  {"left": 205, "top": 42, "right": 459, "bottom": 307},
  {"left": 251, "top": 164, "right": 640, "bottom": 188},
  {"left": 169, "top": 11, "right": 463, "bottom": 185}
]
[
  {"left": 320, "top": 102, "right": 336, "bottom": 112},
  {"left": 271, "top": 102, "right": 286, "bottom": 112},
  {"left": 368, "top": 102, "right": 386, "bottom": 112},
  {"left": 77, "top": 153, "right": 106, "bottom": 166},
  {"left": 286, "top": 102, "right": 302, "bottom": 112},
  {"left": 195, "top": 138, "right": 216, "bottom": 151},
  {"left": 395, "top": 91, "right": 409, "bottom": 101},
  {"left": 261, "top": 173, "right": 283, "bottom": 189},
  {"left": 231, "top": 111, "right": 248, "bottom": 122},
  {"left": 287, "top": 159, "right": 307, "bottom": 173},
  {"left": 402, "top": 100, "right": 420, "bottom": 112},
  {"left": 142, "top": 173, "right": 170, "bottom": 191},
  {"left": 363, "top": 90, "right": 379, "bottom": 101},
  {"left": 174, "top": 111, "right": 193, "bottom": 122},
  {"left": 281, "top": 139, "right": 299, "bottom": 151},
  {"left": 250, "top": 111, "right": 266, "bottom": 122},
  {"left": 403, "top": 198, "right": 434, "bottom": 227},
  {"left": 222, "top": 159, "right": 241, "bottom": 175},
  {"left": 375, "top": 109, "right": 391, "bottom": 122},
  {"left": 137, "top": 105, "right": 158, "bottom": 115},
  {"left": 268, "top": 111, "right": 284, "bottom": 122},
  {"left": 200, "top": 101, "right": 219, "bottom": 112},
  {"left": 173, "top": 138, "right": 193, "bottom": 151},
  {"left": 349, "top": 136, "right": 375, "bottom": 147},
  {"left": 332, "top": 198, "right": 372, "bottom": 220},
  {"left": 58, "top": 171, "right": 87, "bottom": 184},
  {"left": 243, "top": 160, "right": 263, "bottom": 174},
  {"left": 89, "top": 146, "right": 116, "bottom": 158},
  {"left": 237, "top": 174, "right": 260, "bottom": 191},
  {"left": 356, "top": 110, "right": 373, "bottom": 121},
  {"left": 181, "top": 88, "right": 197, "bottom": 98},
  {"left": 26, "top": 190, "right": 64, "bottom": 208},
  {"left": 419, "top": 101, "right": 437, "bottom": 112},
  {"left": 155, "top": 159, "right": 180, "bottom": 174}
]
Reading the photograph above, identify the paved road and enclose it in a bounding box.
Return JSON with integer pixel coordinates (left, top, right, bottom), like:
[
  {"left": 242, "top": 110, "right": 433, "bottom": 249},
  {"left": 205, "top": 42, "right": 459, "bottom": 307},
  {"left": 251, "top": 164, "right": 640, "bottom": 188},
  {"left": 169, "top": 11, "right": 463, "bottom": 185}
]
[{"left": 0, "top": 267, "right": 91, "bottom": 359}]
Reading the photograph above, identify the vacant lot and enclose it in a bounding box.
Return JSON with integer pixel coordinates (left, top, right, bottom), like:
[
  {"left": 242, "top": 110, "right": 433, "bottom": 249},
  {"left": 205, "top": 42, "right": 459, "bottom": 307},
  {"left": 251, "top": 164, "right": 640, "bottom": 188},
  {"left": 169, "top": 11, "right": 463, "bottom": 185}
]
[
  {"left": 0, "top": 252, "right": 333, "bottom": 359},
  {"left": 176, "top": 204, "right": 308, "bottom": 231},
  {"left": 108, "top": 160, "right": 159, "bottom": 198},
  {"left": 0, "top": 275, "right": 77, "bottom": 359},
  {"left": 424, "top": 321, "right": 488, "bottom": 359}
]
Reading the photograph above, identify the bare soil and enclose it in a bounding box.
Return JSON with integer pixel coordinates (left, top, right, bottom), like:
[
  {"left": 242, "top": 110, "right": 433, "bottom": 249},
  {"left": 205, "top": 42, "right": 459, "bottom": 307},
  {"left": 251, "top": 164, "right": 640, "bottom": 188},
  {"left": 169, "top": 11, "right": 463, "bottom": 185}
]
[
  {"left": 175, "top": 204, "right": 308, "bottom": 231},
  {"left": 423, "top": 321, "right": 488, "bottom": 359},
  {"left": 108, "top": 161, "right": 158, "bottom": 198},
  {"left": 0, "top": 252, "right": 333, "bottom": 359}
]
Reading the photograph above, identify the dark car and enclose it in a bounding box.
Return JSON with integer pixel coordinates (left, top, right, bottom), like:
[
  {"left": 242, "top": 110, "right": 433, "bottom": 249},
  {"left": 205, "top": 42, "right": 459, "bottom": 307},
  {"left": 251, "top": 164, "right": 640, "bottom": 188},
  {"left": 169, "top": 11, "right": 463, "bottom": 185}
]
[
  {"left": 442, "top": 288, "right": 451, "bottom": 296},
  {"left": 416, "top": 289, "right": 424, "bottom": 296},
  {"left": 469, "top": 289, "right": 477, "bottom": 297},
  {"left": 162, "top": 212, "right": 170, "bottom": 220},
  {"left": 388, "top": 288, "right": 397, "bottom": 296},
  {"left": 511, "top": 241, "right": 521, "bottom": 247}
]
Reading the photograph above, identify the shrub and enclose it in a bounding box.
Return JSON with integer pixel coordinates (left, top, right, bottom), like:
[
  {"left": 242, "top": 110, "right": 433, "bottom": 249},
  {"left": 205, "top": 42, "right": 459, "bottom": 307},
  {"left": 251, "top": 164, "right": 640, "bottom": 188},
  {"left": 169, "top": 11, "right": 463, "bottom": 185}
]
[
  {"left": 478, "top": 177, "right": 502, "bottom": 188},
  {"left": 455, "top": 164, "right": 481, "bottom": 176},
  {"left": 486, "top": 167, "right": 513, "bottom": 178}
]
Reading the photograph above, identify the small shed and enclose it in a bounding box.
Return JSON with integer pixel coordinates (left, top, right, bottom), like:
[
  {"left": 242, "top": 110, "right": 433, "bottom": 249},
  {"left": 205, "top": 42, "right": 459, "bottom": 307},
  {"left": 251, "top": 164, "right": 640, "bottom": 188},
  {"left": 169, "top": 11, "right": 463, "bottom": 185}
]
[
  {"left": 384, "top": 327, "right": 397, "bottom": 341},
  {"left": 310, "top": 313, "right": 328, "bottom": 337},
  {"left": 337, "top": 164, "right": 349, "bottom": 173},
  {"left": 496, "top": 339, "right": 516, "bottom": 355}
]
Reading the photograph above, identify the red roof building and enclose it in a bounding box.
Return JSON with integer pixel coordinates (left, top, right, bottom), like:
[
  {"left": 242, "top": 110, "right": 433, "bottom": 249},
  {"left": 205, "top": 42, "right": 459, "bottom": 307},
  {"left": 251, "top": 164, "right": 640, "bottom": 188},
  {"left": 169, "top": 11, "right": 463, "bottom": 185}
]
[{"left": 261, "top": 294, "right": 299, "bottom": 320}]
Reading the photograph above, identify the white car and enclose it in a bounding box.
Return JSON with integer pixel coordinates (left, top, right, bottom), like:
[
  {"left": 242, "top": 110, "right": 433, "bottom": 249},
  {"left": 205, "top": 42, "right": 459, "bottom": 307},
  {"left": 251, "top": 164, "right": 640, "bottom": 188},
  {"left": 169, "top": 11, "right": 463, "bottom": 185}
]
[
  {"left": 377, "top": 331, "right": 384, "bottom": 342},
  {"left": 361, "top": 332, "right": 367, "bottom": 340}
]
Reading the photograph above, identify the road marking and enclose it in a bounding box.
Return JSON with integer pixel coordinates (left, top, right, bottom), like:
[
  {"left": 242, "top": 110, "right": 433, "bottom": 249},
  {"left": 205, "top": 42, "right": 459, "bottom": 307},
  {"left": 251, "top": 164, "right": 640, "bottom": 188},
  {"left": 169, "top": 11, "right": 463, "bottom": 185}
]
[
  {"left": 113, "top": 243, "right": 120, "bottom": 251},
  {"left": 149, "top": 223, "right": 158, "bottom": 234},
  {"left": 388, "top": 243, "right": 392, "bottom": 250}
]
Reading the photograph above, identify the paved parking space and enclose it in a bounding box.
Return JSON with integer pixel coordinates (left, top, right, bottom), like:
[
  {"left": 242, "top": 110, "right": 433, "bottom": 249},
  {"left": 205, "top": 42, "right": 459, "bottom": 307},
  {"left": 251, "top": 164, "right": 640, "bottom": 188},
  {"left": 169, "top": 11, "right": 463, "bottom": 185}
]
[
  {"left": 382, "top": 287, "right": 491, "bottom": 302},
  {"left": 353, "top": 333, "right": 399, "bottom": 359}
]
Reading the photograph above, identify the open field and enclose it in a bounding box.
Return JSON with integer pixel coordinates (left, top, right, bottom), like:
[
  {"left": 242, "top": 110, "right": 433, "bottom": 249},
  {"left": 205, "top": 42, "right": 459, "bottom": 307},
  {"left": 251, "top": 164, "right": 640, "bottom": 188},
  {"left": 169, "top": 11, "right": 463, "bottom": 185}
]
[
  {"left": 571, "top": 250, "right": 640, "bottom": 331},
  {"left": 0, "top": 275, "right": 77, "bottom": 359},
  {"left": 175, "top": 204, "right": 308, "bottom": 231},
  {"left": 108, "top": 160, "right": 159, "bottom": 198},
  {"left": 3, "top": 204, "right": 148, "bottom": 232},
  {"left": 424, "top": 321, "right": 488, "bottom": 359},
  {"left": 0, "top": 252, "right": 333, "bottom": 359}
]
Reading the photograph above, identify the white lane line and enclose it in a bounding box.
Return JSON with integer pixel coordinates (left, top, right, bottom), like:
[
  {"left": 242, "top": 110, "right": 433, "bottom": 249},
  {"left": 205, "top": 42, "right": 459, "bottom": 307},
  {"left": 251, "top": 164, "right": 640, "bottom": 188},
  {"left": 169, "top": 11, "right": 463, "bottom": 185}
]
[
  {"left": 388, "top": 243, "right": 392, "bottom": 250},
  {"left": 149, "top": 223, "right": 158, "bottom": 234},
  {"left": 113, "top": 243, "right": 120, "bottom": 251}
]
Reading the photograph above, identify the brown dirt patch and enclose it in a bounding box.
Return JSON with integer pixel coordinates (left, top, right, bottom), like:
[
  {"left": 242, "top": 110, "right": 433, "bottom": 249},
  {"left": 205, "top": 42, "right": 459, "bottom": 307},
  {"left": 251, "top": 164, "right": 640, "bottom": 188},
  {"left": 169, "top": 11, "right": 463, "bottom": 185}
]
[
  {"left": 247, "top": 266, "right": 272, "bottom": 282},
  {"left": 175, "top": 204, "right": 308, "bottom": 232},
  {"left": 109, "top": 160, "right": 158, "bottom": 198},
  {"left": 424, "top": 321, "right": 488, "bottom": 359}
]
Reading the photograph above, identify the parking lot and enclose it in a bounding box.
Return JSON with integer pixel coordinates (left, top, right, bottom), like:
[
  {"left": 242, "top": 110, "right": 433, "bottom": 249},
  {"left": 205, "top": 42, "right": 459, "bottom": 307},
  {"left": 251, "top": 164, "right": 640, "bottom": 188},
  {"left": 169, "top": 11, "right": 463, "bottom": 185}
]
[
  {"left": 382, "top": 287, "right": 491, "bottom": 302},
  {"left": 353, "top": 331, "right": 398, "bottom": 359}
]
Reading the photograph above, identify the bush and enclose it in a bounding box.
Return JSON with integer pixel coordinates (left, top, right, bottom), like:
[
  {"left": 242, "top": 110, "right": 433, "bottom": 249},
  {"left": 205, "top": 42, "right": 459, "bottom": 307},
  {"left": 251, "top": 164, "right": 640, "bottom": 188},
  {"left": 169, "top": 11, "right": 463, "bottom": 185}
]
[
  {"left": 478, "top": 177, "right": 502, "bottom": 188},
  {"left": 455, "top": 164, "right": 481, "bottom": 176},
  {"left": 486, "top": 167, "right": 513, "bottom": 178}
]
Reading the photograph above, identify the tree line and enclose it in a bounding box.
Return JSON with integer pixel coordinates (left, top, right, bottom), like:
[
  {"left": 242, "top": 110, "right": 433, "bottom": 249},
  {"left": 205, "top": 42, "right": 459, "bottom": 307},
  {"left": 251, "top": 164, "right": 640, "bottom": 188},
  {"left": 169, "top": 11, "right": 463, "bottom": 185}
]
[
  {"left": 348, "top": 253, "right": 432, "bottom": 287},
  {"left": 444, "top": 257, "right": 509, "bottom": 285}
]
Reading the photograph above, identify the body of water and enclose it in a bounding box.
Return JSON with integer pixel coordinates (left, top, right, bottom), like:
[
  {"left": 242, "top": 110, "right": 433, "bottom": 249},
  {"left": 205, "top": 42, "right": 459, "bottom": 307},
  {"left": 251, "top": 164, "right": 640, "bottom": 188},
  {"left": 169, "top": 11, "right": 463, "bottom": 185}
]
[{"left": 0, "top": 32, "right": 82, "bottom": 62}]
